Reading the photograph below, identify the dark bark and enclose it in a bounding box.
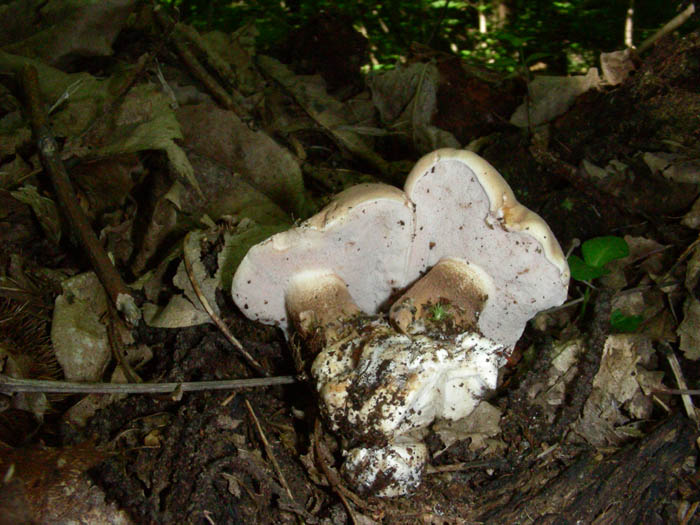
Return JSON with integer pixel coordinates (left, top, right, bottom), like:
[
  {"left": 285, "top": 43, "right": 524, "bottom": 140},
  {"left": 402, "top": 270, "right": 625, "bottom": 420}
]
[{"left": 476, "top": 413, "right": 697, "bottom": 524}]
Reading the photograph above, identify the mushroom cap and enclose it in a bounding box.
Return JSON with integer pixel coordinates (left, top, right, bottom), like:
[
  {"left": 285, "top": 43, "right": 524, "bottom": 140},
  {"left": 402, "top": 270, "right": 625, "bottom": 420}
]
[
  {"left": 232, "top": 149, "right": 569, "bottom": 347},
  {"left": 231, "top": 183, "right": 414, "bottom": 333},
  {"left": 403, "top": 148, "right": 569, "bottom": 347}
]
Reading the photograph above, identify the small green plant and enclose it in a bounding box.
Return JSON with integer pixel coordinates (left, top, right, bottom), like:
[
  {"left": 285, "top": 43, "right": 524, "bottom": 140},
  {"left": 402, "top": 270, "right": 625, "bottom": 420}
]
[
  {"left": 568, "top": 236, "right": 629, "bottom": 281},
  {"left": 568, "top": 236, "right": 642, "bottom": 331},
  {"left": 610, "top": 309, "right": 643, "bottom": 333},
  {"left": 429, "top": 302, "right": 450, "bottom": 322},
  {"left": 560, "top": 197, "right": 574, "bottom": 211}
]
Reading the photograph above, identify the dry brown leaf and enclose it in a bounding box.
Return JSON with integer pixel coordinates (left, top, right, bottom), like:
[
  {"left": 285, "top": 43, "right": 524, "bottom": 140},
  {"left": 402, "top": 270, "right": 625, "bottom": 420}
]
[
  {"left": 510, "top": 68, "right": 601, "bottom": 128},
  {"left": 257, "top": 55, "right": 391, "bottom": 175}
]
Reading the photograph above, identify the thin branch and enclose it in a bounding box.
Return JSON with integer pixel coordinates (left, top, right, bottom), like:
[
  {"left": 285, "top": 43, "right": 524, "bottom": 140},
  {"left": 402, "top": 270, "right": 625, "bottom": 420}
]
[
  {"left": 530, "top": 144, "right": 631, "bottom": 221},
  {"left": 244, "top": 399, "right": 296, "bottom": 505},
  {"left": 654, "top": 387, "right": 700, "bottom": 396},
  {"left": 425, "top": 458, "right": 508, "bottom": 474},
  {"left": 106, "top": 301, "right": 142, "bottom": 383},
  {"left": 660, "top": 342, "right": 698, "bottom": 425},
  {"left": 182, "top": 233, "right": 269, "bottom": 377},
  {"left": 312, "top": 419, "right": 364, "bottom": 523},
  {"left": 426, "top": 0, "right": 451, "bottom": 45},
  {"left": 20, "top": 65, "right": 141, "bottom": 326},
  {"left": 154, "top": 6, "right": 247, "bottom": 118},
  {"left": 638, "top": 3, "right": 696, "bottom": 54},
  {"left": 0, "top": 374, "right": 296, "bottom": 395},
  {"left": 73, "top": 52, "right": 153, "bottom": 148}
]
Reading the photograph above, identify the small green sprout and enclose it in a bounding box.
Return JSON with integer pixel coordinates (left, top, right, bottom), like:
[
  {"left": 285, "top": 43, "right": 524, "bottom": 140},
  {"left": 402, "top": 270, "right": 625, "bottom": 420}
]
[
  {"left": 568, "top": 236, "right": 629, "bottom": 282},
  {"left": 429, "top": 302, "right": 450, "bottom": 322},
  {"left": 568, "top": 236, "right": 643, "bottom": 331},
  {"left": 610, "top": 309, "right": 643, "bottom": 333},
  {"left": 561, "top": 197, "right": 574, "bottom": 211}
]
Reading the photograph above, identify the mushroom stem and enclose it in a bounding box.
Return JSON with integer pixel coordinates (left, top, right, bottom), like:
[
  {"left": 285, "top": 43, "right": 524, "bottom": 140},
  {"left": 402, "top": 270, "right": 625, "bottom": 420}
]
[
  {"left": 286, "top": 271, "right": 362, "bottom": 348},
  {"left": 390, "top": 257, "right": 494, "bottom": 336}
]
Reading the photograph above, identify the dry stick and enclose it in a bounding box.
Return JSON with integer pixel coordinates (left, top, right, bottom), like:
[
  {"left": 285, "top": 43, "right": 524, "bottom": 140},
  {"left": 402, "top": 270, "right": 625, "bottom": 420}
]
[
  {"left": 153, "top": 7, "right": 246, "bottom": 118},
  {"left": 638, "top": 3, "right": 696, "bottom": 54},
  {"left": 312, "top": 434, "right": 359, "bottom": 525},
  {"left": 530, "top": 145, "right": 632, "bottom": 221},
  {"left": 174, "top": 22, "right": 249, "bottom": 112},
  {"left": 73, "top": 52, "right": 152, "bottom": 150},
  {"left": 661, "top": 342, "right": 699, "bottom": 425},
  {"left": 0, "top": 374, "right": 296, "bottom": 394},
  {"left": 425, "top": 459, "right": 508, "bottom": 474},
  {"left": 20, "top": 66, "right": 141, "bottom": 326},
  {"left": 654, "top": 387, "right": 700, "bottom": 396},
  {"left": 244, "top": 399, "right": 296, "bottom": 505},
  {"left": 106, "top": 301, "right": 142, "bottom": 384},
  {"left": 182, "top": 235, "right": 268, "bottom": 377},
  {"left": 312, "top": 420, "right": 362, "bottom": 525}
]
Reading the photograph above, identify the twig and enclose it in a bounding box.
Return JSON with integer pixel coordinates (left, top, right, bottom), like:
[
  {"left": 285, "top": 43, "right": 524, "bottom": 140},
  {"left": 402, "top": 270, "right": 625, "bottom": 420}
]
[
  {"left": 154, "top": 7, "right": 247, "bottom": 118},
  {"left": 48, "top": 78, "right": 83, "bottom": 114},
  {"left": 312, "top": 419, "right": 367, "bottom": 520},
  {"left": 20, "top": 65, "right": 141, "bottom": 326},
  {"left": 0, "top": 374, "right": 296, "bottom": 394},
  {"left": 530, "top": 144, "right": 631, "bottom": 222},
  {"left": 175, "top": 23, "right": 248, "bottom": 112},
  {"left": 426, "top": 0, "right": 451, "bottom": 45},
  {"left": 542, "top": 295, "right": 585, "bottom": 314},
  {"left": 182, "top": 233, "right": 269, "bottom": 377},
  {"left": 660, "top": 342, "right": 698, "bottom": 425},
  {"left": 106, "top": 301, "right": 142, "bottom": 383},
  {"left": 74, "top": 52, "right": 153, "bottom": 149},
  {"left": 425, "top": 458, "right": 508, "bottom": 474},
  {"left": 638, "top": 3, "right": 696, "bottom": 54},
  {"left": 244, "top": 399, "right": 296, "bottom": 505},
  {"left": 654, "top": 387, "right": 700, "bottom": 396}
]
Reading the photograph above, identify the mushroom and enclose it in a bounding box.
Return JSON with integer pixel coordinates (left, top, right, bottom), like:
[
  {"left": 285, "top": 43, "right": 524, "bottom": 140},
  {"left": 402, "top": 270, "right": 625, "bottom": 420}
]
[
  {"left": 231, "top": 149, "right": 569, "bottom": 496},
  {"left": 231, "top": 182, "right": 414, "bottom": 346},
  {"left": 389, "top": 256, "right": 493, "bottom": 337},
  {"left": 399, "top": 149, "right": 570, "bottom": 348},
  {"left": 342, "top": 441, "right": 429, "bottom": 498}
]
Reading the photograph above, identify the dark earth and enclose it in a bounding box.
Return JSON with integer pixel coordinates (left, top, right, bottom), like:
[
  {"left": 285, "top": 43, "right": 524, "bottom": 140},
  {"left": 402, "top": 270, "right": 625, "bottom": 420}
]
[{"left": 1, "top": 6, "right": 699, "bottom": 524}]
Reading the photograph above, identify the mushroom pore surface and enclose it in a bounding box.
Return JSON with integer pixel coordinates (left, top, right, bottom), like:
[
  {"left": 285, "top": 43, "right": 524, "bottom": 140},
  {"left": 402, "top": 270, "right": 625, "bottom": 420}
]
[{"left": 231, "top": 183, "right": 413, "bottom": 334}]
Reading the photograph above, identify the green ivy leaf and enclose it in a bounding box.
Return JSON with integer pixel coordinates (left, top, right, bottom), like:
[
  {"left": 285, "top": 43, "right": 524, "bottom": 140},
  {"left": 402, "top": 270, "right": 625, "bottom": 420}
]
[
  {"left": 610, "top": 309, "right": 643, "bottom": 333},
  {"left": 581, "top": 236, "right": 629, "bottom": 269},
  {"left": 567, "top": 254, "right": 608, "bottom": 281}
]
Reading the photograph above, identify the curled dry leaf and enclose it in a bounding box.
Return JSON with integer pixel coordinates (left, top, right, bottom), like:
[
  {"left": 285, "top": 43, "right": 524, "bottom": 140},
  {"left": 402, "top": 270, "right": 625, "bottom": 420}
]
[
  {"left": 51, "top": 272, "right": 111, "bottom": 382},
  {"left": 510, "top": 68, "right": 601, "bottom": 128}
]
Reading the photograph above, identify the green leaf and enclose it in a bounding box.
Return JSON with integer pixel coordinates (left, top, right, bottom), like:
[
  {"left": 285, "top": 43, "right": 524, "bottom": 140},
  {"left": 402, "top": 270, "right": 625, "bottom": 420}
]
[
  {"left": 567, "top": 254, "right": 608, "bottom": 281},
  {"left": 610, "top": 309, "right": 643, "bottom": 333},
  {"left": 581, "top": 236, "right": 629, "bottom": 268}
]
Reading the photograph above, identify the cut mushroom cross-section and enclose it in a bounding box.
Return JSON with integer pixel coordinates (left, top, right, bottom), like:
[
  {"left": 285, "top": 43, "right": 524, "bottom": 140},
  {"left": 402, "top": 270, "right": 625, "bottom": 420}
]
[
  {"left": 402, "top": 149, "right": 570, "bottom": 347},
  {"left": 231, "top": 183, "right": 414, "bottom": 338}
]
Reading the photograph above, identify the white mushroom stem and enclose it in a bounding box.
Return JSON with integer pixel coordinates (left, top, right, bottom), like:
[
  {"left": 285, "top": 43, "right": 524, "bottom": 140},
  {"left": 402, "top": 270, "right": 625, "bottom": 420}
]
[
  {"left": 311, "top": 320, "right": 504, "bottom": 496},
  {"left": 390, "top": 257, "right": 495, "bottom": 335},
  {"left": 342, "top": 442, "right": 429, "bottom": 497},
  {"left": 312, "top": 323, "right": 503, "bottom": 443},
  {"left": 286, "top": 271, "right": 361, "bottom": 345}
]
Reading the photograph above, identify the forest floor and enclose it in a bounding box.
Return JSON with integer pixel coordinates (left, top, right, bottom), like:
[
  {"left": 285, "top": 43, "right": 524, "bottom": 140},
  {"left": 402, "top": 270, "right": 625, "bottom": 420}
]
[{"left": 0, "top": 3, "right": 699, "bottom": 524}]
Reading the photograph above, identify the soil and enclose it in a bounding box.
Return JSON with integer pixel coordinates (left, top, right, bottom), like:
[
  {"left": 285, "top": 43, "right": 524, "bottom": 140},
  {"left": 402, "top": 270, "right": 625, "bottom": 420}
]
[{"left": 1, "top": 11, "right": 699, "bottom": 525}]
